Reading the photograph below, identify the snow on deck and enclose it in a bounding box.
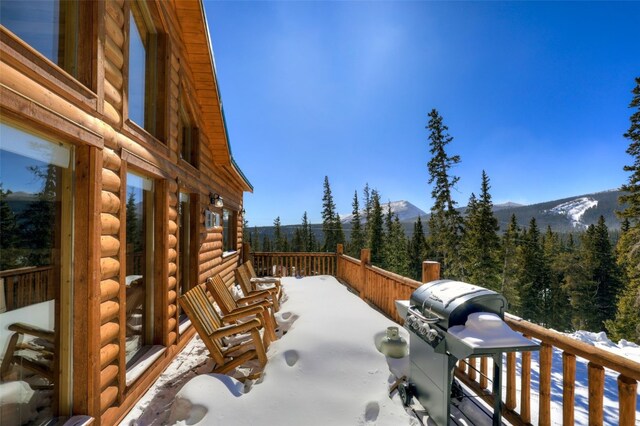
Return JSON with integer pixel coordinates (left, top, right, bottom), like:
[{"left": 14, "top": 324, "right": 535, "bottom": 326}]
[
  {"left": 120, "top": 276, "right": 639, "bottom": 426},
  {"left": 120, "top": 276, "right": 420, "bottom": 426}
]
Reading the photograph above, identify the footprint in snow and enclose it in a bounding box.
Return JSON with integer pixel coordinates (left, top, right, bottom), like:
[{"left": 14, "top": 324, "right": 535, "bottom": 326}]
[
  {"left": 284, "top": 350, "right": 299, "bottom": 367},
  {"left": 364, "top": 401, "right": 380, "bottom": 422}
]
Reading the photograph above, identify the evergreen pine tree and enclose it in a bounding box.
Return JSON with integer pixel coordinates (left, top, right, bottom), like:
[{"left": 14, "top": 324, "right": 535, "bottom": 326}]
[
  {"left": 292, "top": 227, "right": 303, "bottom": 252},
  {"left": 348, "top": 191, "right": 365, "bottom": 257},
  {"left": 251, "top": 226, "right": 261, "bottom": 251},
  {"left": 501, "top": 214, "right": 521, "bottom": 314},
  {"left": 383, "top": 214, "right": 410, "bottom": 276},
  {"left": 590, "top": 216, "right": 622, "bottom": 329},
  {"left": 543, "top": 226, "right": 572, "bottom": 331},
  {"left": 20, "top": 165, "right": 57, "bottom": 266},
  {"left": 408, "top": 216, "right": 428, "bottom": 281},
  {"left": 517, "top": 218, "right": 551, "bottom": 325},
  {"left": 273, "top": 216, "right": 286, "bottom": 252},
  {"left": 334, "top": 214, "right": 345, "bottom": 250},
  {"left": 462, "top": 172, "right": 502, "bottom": 290},
  {"left": 369, "top": 190, "right": 384, "bottom": 265},
  {"left": 426, "top": 109, "right": 464, "bottom": 279},
  {"left": 321, "top": 176, "right": 339, "bottom": 252},
  {"left": 0, "top": 185, "right": 20, "bottom": 270},
  {"left": 363, "top": 183, "right": 372, "bottom": 239},
  {"left": 262, "top": 234, "right": 272, "bottom": 252},
  {"left": 608, "top": 77, "right": 640, "bottom": 343}
]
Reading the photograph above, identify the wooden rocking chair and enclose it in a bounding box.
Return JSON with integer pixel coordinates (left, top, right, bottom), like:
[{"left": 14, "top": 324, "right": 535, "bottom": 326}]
[
  {"left": 206, "top": 275, "right": 278, "bottom": 339},
  {"left": 246, "top": 260, "right": 282, "bottom": 289},
  {"left": 178, "top": 285, "right": 267, "bottom": 378},
  {"left": 235, "top": 264, "right": 280, "bottom": 312}
]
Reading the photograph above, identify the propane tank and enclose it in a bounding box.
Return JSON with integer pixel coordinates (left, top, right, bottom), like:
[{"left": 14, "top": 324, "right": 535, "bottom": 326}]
[{"left": 380, "top": 326, "right": 408, "bottom": 358}]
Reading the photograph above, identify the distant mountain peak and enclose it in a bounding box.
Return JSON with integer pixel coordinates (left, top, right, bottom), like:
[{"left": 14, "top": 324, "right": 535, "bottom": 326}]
[
  {"left": 341, "top": 200, "right": 427, "bottom": 224},
  {"left": 493, "top": 201, "right": 525, "bottom": 211}
]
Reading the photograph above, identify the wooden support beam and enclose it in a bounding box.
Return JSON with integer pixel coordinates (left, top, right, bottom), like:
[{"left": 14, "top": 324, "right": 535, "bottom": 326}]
[{"left": 421, "top": 261, "right": 440, "bottom": 283}]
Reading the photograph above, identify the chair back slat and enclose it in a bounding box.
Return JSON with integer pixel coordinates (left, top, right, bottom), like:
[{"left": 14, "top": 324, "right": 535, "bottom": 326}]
[
  {"left": 236, "top": 264, "right": 253, "bottom": 294},
  {"left": 246, "top": 261, "right": 258, "bottom": 279},
  {"left": 206, "top": 275, "right": 239, "bottom": 314},
  {"left": 178, "top": 286, "right": 225, "bottom": 363}
]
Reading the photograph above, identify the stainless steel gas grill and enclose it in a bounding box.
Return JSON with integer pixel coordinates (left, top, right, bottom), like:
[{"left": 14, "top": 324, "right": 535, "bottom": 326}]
[{"left": 395, "top": 280, "right": 539, "bottom": 426}]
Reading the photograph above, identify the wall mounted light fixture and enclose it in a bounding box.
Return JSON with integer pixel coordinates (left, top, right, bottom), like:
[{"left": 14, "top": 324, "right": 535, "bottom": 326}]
[{"left": 210, "top": 192, "right": 224, "bottom": 208}]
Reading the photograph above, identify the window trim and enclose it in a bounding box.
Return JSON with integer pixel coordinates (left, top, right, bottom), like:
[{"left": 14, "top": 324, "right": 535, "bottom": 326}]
[{"left": 124, "top": 0, "right": 167, "bottom": 142}]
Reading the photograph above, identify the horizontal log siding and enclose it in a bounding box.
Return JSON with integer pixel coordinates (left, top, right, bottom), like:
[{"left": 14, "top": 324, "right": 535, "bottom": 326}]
[
  {"left": 99, "top": 147, "right": 121, "bottom": 412},
  {"left": 103, "top": 0, "right": 124, "bottom": 126},
  {"left": 166, "top": 179, "right": 179, "bottom": 347}
]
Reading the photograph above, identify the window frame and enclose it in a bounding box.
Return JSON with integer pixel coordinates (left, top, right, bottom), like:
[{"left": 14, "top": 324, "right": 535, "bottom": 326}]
[
  {"left": 0, "top": 1, "right": 96, "bottom": 94},
  {"left": 222, "top": 208, "right": 238, "bottom": 254},
  {"left": 123, "top": 170, "right": 158, "bottom": 372},
  {"left": 0, "top": 121, "right": 75, "bottom": 418},
  {"left": 125, "top": 0, "right": 167, "bottom": 142},
  {"left": 178, "top": 97, "right": 199, "bottom": 170}
]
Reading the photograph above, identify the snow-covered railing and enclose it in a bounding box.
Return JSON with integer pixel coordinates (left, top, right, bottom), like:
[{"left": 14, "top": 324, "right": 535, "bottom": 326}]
[
  {"left": 250, "top": 251, "right": 336, "bottom": 277},
  {"left": 249, "top": 245, "right": 638, "bottom": 425},
  {"left": 335, "top": 246, "right": 421, "bottom": 323}
]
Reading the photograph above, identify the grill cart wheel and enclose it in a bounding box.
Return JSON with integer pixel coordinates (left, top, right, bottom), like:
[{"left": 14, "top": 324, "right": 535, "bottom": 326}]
[{"left": 398, "top": 382, "right": 415, "bottom": 406}]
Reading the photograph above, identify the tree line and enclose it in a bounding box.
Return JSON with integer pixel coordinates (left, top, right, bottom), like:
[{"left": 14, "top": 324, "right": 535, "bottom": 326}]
[{"left": 245, "top": 78, "right": 640, "bottom": 343}]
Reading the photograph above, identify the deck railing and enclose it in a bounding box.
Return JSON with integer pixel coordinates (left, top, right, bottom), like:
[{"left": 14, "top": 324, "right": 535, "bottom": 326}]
[
  {"left": 0, "top": 266, "right": 55, "bottom": 312},
  {"left": 248, "top": 244, "right": 639, "bottom": 425},
  {"left": 251, "top": 251, "right": 336, "bottom": 277}
]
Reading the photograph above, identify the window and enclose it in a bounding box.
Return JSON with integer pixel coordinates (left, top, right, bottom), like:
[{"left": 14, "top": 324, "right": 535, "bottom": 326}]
[
  {"left": 128, "top": 1, "right": 165, "bottom": 138},
  {"left": 0, "top": 122, "right": 74, "bottom": 421},
  {"left": 125, "top": 172, "right": 155, "bottom": 366},
  {"left": 222, "top": 209, "right": 237, "bottom": 253},
  {"left": 177, "top": 192, "right": 195, "bottom": 325},
  {"left": 178, "top": 101, "right": 198, "bottom": 168},
  {"left": 0, "top": 1, "right": 92, "bottom": 86}
]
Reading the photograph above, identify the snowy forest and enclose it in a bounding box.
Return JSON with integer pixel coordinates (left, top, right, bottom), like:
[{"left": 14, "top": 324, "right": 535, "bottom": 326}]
[{"left": 245, "top": 77, "right": 640, "bottom": 344}]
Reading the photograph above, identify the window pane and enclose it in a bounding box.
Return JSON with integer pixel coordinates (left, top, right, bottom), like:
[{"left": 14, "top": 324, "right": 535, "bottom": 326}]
[
  {"left": 1, "top": 1, "right": 77, "bottom": 75},
  {"left": 222, "top": 209, "right": 235, "bottom": 252},
  {"left": 178, "top": 193, "right": 191, "bottom": 322},
  {"left": 125, "top": 172, "right": 153, "bottom": 364},
  {"left": 0, "top": 123, "right": 73, "bottom": 422},
  {"left": 128, "top": 9, "right": 147, "bottom": 127}
]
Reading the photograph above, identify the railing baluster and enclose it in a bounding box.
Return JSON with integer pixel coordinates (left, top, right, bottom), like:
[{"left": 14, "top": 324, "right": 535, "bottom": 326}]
[
  {"left": 480, "top": 357, "right": 488, "bottom": 389},
  {"left": 563, "top": 352, "right": 576, "bottom": 425},
  {"left": 506, "top": 352, "right": 516, "bottom": 411},
  {"left": 588, "top": 362, "right": 604, "bottom": 425},
  {"left": 521, "top": 347, "right": 532, "bottom": 424},
  {"left": 468, "top": 357, "right": 477, "bottom": 381}
]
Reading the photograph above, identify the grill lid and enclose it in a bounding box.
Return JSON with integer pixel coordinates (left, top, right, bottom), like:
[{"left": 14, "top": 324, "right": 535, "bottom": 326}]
[{"left": 410, "top": 279, "right": 507, "bottom": 329}]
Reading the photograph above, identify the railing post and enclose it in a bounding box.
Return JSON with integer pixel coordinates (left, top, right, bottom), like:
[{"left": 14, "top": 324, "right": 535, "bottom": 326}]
[
  {"left": 588, "top": 362, "right": 604, "bottom": 425},
  {"left": 422, "top": 261, "right": 440, "bottom": 283},
  {"left": 617, "top": 375, "right": 637, "bottom": 426},
  {"left": 336, "top": 244, "right": 343, "bottom": 278},
  {"left": 242, "top": 242, "right": 251, "bottom": 264},
  {"left": 539, "top": 343, "right": 552, "bottom": 426},
  {"left": 563, "top": 352, "right": 576, "bottom": 425},
  {"left": 360, "top": 249, "right": 370, "bottom": 301}
]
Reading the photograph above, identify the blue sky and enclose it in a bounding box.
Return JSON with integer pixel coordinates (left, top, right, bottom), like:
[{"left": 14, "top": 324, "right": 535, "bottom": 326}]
[{"left": 204, "top": 1, "right": 640, "bottom": 226}]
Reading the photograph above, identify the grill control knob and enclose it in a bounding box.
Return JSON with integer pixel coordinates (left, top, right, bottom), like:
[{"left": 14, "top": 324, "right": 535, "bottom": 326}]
[
  {"left": 426, "top": 328, "right": 439, "bottom": 342},
  {"left": 418, "top": 324, "right": 429, "bottom": 336}
]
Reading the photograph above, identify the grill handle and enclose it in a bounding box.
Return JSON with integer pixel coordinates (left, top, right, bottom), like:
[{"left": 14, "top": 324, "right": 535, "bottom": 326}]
[{"left": 407, "top": 305, "right": 441, "bottom": 324}]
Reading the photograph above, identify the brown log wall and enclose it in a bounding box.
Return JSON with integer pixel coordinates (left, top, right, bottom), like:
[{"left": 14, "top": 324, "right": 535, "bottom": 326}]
[
  {"left": 1, "top": 1, "right": 249, "bottom": 424},
  {"left": 99, "top": 147, "right": 122, "bottom": 411}
]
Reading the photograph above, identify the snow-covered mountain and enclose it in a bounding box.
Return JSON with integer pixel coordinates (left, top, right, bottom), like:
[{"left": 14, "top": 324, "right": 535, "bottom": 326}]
[
  {"left": 546, "top": 197, "right": 598, "bottom": 228},
  {"left": 340, "top": 200, "right": 427, "bottom": 224}
]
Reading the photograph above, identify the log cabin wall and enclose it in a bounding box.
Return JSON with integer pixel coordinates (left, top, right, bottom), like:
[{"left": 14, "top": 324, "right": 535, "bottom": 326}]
[{"left": 0, "top": 1, "right": 251, "bottom": 424}]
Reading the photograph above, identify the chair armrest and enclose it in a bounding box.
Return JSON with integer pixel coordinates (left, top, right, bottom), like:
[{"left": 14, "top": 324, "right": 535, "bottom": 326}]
[
  {"left": 210, "top": 319, "right": 261, "bottom": 340},
  {"left": 237, "top": 292, "right": 274, "bottom": 305},
  {"left": 221, "top": 306, "right": 265, "bottom": 323},
  {"left": 250, "top": 277, "right": 281, "bottom": 285}
]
